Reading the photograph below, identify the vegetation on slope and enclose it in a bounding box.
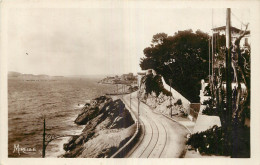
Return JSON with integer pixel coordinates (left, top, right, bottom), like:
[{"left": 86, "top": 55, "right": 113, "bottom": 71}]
[{"left": 140, "top": 30, "right": 211, "bottom": 102}]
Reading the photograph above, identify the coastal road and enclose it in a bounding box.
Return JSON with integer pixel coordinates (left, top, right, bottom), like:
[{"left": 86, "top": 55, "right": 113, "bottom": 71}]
[{"left": 116, "top": 92, "right": 189, "bottom": 158}]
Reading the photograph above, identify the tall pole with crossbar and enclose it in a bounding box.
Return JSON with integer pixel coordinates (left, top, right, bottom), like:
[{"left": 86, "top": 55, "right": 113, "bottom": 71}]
[
  {"left": 169, "top": 79, "right": 172, "bottom": 117},
  {"left": 137, "top": 96, "right": 140, "bottom": 129},
  {"left": 42, "top": 118, "right": 46, "bottom": 158},
  {"left": 225, "top": 8, "right": 232, "bottom": 131},
  {"left": 130, "top": 92, "right": 131, "bottom": 110}
]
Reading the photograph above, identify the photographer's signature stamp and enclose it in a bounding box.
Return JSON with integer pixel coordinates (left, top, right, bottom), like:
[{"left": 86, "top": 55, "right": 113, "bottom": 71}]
[{"left": 13, "top": 144, "right": 37, "bottom": 155}]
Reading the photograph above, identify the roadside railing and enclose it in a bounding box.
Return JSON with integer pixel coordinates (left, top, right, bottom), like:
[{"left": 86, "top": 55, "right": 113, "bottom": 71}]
[{"left": 110, "top": 92, "right": 141, "bottom": 158}]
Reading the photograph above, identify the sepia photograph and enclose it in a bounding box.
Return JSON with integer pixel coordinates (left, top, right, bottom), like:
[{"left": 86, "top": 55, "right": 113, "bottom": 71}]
[{"left": 1, "top": 0, "right": 260, "bottom": 164}]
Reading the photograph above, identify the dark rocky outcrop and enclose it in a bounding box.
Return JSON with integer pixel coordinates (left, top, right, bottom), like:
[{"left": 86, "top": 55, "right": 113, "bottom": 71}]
[
  {"left": 63, "top": 95, "right": 135, "bottom": 158},
  {"left": 74, "top": 96, "right": 112, "bottom": 125}
]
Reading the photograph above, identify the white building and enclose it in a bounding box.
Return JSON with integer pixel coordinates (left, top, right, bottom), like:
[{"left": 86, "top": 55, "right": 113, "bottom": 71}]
[{"left": 212, "top": 26, "right": 250, "bottom": 49}]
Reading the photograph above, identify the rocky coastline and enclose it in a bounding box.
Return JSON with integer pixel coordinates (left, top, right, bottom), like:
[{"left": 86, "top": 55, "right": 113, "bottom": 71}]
[{"left": 62, "top": 95, "right": 135, "bottom": 158}]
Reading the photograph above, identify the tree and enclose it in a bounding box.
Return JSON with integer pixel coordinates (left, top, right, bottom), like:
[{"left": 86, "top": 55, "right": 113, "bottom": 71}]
[
  {"left": 140, "top": 30, "right": 210, "bottom": 102},
  {"left": 142, "top": 72, "right": 172, "bottom": 97},
  {"left": 230, "top": 25, "right": 250, "bottom": 157},
  {"left": 206, "top": 25, "right": 250, "bottom": 157}
]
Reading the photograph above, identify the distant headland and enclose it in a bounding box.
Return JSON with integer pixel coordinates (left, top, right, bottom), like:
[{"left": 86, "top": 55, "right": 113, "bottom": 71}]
[{"left": 8, "top": 71, "right": 64, "bottom": 81}]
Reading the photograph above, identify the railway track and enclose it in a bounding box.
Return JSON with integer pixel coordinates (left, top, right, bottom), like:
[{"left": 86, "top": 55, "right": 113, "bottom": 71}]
[
  {"left": 113, "top": 92, "right": 188, "bottom": 158},
  {"left": 121, "top": 94, "right": 168, "bottom": 158}
]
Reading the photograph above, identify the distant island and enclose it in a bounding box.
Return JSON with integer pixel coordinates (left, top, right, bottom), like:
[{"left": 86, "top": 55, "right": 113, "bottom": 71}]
[{"left": 8, "top": 71, "right": 64, "bottom": 81}]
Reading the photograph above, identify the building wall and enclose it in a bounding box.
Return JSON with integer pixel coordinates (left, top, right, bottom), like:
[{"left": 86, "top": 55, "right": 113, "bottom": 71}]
[
  {"left": 137, "top": 72, "right": 146, "bottom": 87},
  {"left": 213, "top": 29, "right": 250, "bottom": 48}
]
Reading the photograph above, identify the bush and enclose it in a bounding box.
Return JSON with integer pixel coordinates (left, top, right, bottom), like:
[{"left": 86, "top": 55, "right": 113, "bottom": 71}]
[
  {"left": 186, "top": 125, "right": 250, "bottom": 157},
  {"left": 202, "top": 106, "right": 218, "bottom": 116},
  {"left": 180, "top": 109, "right": 188, "bottom": 117},
  {"left": 203, "top": 85, "right": 211, "bottom": 96},
  {"left": 144, "top": 74, "right": 172, "bottom": 97},
  {"left": 174, "top": 99, "right": 182, "bottom": 106},
  {"left": 162, "top": 88, "right": 172, "bottom": 96},
  {"left": 187, "top": 125, "right": 231, "bottom": 156},
  {"left": 202, "top": 98, "right": 213, "bottom": 105}
]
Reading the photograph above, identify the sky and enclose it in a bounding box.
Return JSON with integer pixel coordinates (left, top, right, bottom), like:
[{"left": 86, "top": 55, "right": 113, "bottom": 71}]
[{"left": 7, "top": 8, "right": 250, "bottom": 76}]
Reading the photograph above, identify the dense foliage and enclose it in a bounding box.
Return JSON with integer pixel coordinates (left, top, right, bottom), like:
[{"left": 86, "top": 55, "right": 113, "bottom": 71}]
[
  {"left": 187, "top": 125, "right": 230, "bottom": 156},
  {"left": 140, "top": 28, "right": 250, "bottom": 157},
  {"left": 202, "top": 98, "right": 218, "bottom": 116},
  {"left": 140, "top": 30, "right": 211, "bottom": 102},
  {"left": 202, "top": 106, "right": 218, "bottom": 116},
  {"left": 174, "top": 99, "right": 182, "bottom": 106},
  {"left": 143, "top": 73, "right": 172, "bottom": 97},
  {"left": 187, "top": 125, "right": 250, "bottom": 157}
]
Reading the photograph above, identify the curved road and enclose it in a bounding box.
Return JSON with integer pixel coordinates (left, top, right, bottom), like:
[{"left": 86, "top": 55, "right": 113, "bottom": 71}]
[{"left": 118, "top": 92, "right": 189, "bottom": 158}]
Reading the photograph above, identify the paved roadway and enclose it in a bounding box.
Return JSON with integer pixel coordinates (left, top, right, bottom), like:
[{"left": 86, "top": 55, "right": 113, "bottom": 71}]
[{"left": 116, "top": 92, "right": 189, "bottom": 158}]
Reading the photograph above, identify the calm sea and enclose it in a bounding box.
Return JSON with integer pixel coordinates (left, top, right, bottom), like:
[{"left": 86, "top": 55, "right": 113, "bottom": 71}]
[{"left": 8, "top": 77, "right": 117, "bottom": 157}]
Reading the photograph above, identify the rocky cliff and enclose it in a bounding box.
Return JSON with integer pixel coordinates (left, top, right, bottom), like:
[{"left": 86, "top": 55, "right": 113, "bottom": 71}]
[
  {"left": 139, "top": 73, "right": 188, "bottom": 117},
  {"left": 63, "top": 95, "right": 135, "bottom": 158}
]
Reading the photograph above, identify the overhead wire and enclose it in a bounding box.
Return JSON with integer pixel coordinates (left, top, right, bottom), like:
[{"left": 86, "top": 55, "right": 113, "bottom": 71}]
[{"left": 231, "top": 11, "right": 248, "bottom": 27}]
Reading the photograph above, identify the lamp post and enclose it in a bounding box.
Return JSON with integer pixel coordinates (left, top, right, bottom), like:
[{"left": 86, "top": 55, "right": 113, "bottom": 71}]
[
  {"left": 137, "top": 95, "right": 140, "bottom": 130},
  {"left": 164, "top": 59, "right": 175, "bottom": 118},
  {"left": 130, "top": 92, "right": 132, "bottom": 110},
  {"left": 42, "top": 118, "right": 46, "bottom": 158},
  {"left": 136, "top": 90, "right": 141, "bottom": 130},
  {"left": 169, "top": 79, "right": 172, "bottom": 117}
]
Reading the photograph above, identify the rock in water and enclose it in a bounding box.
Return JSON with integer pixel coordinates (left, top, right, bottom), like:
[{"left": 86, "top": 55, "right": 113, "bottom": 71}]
[
  {"left": 74, "top": 96, "right": 112, "bottom": 125},
  {"left": 63, "top": 96, "right": 135, "bottom": 158}
]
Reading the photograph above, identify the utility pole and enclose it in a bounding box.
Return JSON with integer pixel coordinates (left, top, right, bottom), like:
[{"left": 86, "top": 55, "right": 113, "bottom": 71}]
[
  {"left": 211, "top": 26, "right": 215, "bottom": 100},
  {"left": 130, "top": 92, "right": 131, "bottom": 110},
  {"left": 211, "top": 8, "right": 214, "bottom": 89},
  {"left": 137, "top": 96, "right": 140, "bottom": 130},
  {"left": 42, "top": 118, "right": 46, "bottom": 158},
  {"left": 226, "top": 8, "right": 232, "bottom": 127},
  {"left": 212, "top": 31, "right": 214, "bottom": 80},
  {"left": 169, "top": 79, "right": 172, "bottom": 117},
  {"left": 209, "top": 37, "right": 211, "bottom": 80}
]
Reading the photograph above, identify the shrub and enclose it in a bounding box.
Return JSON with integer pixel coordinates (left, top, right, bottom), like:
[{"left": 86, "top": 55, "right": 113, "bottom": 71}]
[
  {"left": 187, "top": 125, "right": 230, "bottom": 156},
  {"left": 180, "top": 109, "right": 188, "bottom": 117},
  {"left": 144, "top": 74, "right": 172, "bottom": 97},
  {"left": 202, "top": 106, "right": 218, "bottom": 116},
  {"left": 174, "top": 99, "right": 182, "bottom": 106},
  {"left": 204, "top": 85, "right": 211, "bottom": 96},
  {"left": 162, "top": 88, "right": 172, "bottom": 96},
  {"left": 202, "top": 98, "right": 213, "bottom": 105},
  {"left": 186, "top": 125, "right": 250, "bottom": 157}
]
